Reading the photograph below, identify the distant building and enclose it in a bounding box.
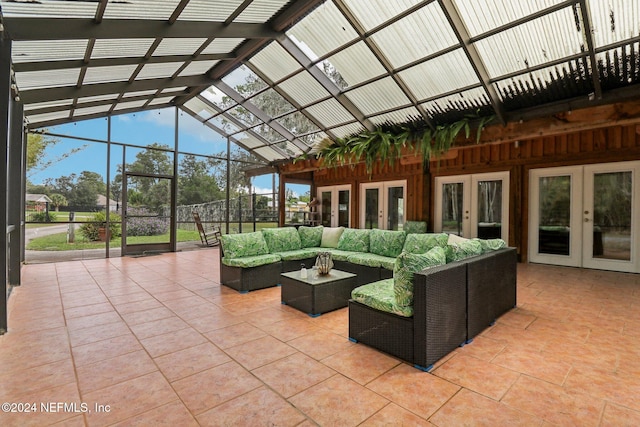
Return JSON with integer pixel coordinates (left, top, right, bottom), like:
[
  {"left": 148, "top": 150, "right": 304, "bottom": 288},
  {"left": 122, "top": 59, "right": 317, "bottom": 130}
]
[
  {"left": 97, "top": 194, "right": 118, "bottom": 212},
  {"left": 25, "top": 194, "right": 52, "bottom": 212}
]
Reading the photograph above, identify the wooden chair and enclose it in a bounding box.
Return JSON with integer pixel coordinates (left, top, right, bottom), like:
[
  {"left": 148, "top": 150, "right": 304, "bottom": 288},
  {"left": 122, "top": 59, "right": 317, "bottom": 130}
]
[{"left": 192, "top": 211, "right": 221, "bottom": 247}]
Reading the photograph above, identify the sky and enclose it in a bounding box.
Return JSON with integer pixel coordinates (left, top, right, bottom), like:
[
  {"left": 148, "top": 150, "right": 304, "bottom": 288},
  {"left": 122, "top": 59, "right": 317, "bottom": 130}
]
[{"left": 30, "top": 107, "right": 310, "bottom": 197}]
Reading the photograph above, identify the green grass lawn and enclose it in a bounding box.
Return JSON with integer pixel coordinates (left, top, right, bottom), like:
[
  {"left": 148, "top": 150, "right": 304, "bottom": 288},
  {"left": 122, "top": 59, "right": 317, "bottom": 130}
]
[{"left": 27, "top": 229, "right": 201, "bottom": 251}]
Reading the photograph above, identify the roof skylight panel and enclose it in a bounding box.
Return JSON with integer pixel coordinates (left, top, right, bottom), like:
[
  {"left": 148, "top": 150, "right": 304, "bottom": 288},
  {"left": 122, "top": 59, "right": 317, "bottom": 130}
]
[
  {"left": 304, "top": 99, "right": 357, "bottom": 128},
  {"left": 154, "top": 38, "right": 209, "bottom": 56},
  {"left": 277, "top": 72, "right": 331, "bottom": 107},
  {"left": 249, "top": 124, "right": 286, "bottom": 143},
  {"left": 27, "top": 111, "right": 74, "bottom": 126},
  {"left": 587, "top": 0, "right": 640, "bottom": 48},
  {"left": 421, "top": 87, "right": 490, "bottom": 116},
  {"left": 179, "top": 0, "right": 245, "bottom": 21},
  {"left": 113, "top": 99, "right": 149, "bottom": 111},
  {"left": 136, "top": 62, "right": 184, "bottom": 80},
  {"left": 201, "top": 86, "right": 236, "bottom": 110},
  {"left": 83, "top": 64, "right": 139, "bottom": 84},
  {"left": 92, "top": 39, "right": 155, "bottom": 59},
  {"left": 0, "top": 0, "right": 97, "bottom": 18},
  {"left": 208, "top": 114, "right": 242, "bottom": 134},
  {"left": 286, "top": 2, "right": 359, "bottom": 60},
  {"left": 226, "top": 106, "right": 260, "bottom": 127},
  {"left": 12, "top": 40, "right": 88, "bottom": 63},
  {"left": 201, "top": 39, "right": 245, "bottom": 54},
  {"left": 183, "top": 97, "right": 217, "bottom": 121},
  {"left": 474, "top": 8, "right": 584, "bottom": 79},
  {"left": 276, "top": 111, "right": 320, "bottom": 135},
  {"left": 342, "top": 0, "right": 423, "bottom": 31},
  {"left": 73, "top": 105, "right": 113, "bottom": 118},
  {"left": 15, "top": 69, "right": 80, "bottom": 90},
  {"left": 344, "top": 77, "right": 412, "bottom": 116},
  {"left": 103, "top": 0, "right": 182, "bottom": 20},
  {"left": 148, "top": 97, "right": 176, "bottom": 106},
  {"left": 252, "top": 146, "right": 284, "bottom": 162},
  {"left": 370, "top": 2, "right": 459, "bottom": 68},
  {"left": 369, "top": 107, "right": 422, "bottom": 126},
  {"left": 233, "top": 132, "right": 267, "bottom": 149},
  {"left": 222, "top": 65, "right": 268, "bottom": 99},
  {"left": 179, "top": 61, "right": 219, "bottom": 77},
  {"left": 323, "top": 42, "right": 387, "bottom": 88},
  {"left": 329, "top": 122, "right": 366, "bottom": 139},
  {"left": 249, "top": 42, "right": 303, "bottom": 83},
  {"left": 23, "top": 99, "right": 73, "bottom": 111},
  {"left": 249, "top": 89, "right": 296, "bottom": 118},
  {"left": 234, "top": 0, "right": 290, "bottom": 23},
  {"left": 398, "top": 49, "right": 479, "bottom": 101},
  {"left": 453, "top": 0, "right": 565, "bottom": 37}
]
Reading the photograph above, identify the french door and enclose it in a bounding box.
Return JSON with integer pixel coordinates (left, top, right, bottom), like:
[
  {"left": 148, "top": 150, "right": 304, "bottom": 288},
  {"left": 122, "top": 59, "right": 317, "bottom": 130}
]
[
  {"left": 318, "top": 185, "right": 351, "bottom": 227},
  {"left": 434, "top": 172, "right": 509, "bottom": 241},
  {"left": 360, "top": 180, "right": 406, "bottom": 230},
  {"left": 529, "top": 161, "right": 639, "bottom": 273}
]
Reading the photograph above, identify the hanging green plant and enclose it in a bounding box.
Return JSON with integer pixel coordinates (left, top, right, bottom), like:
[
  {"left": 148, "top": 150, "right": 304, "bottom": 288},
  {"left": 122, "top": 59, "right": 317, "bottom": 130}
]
[{"left": 300, "top": 112, "right": 494, "bottom": 175}]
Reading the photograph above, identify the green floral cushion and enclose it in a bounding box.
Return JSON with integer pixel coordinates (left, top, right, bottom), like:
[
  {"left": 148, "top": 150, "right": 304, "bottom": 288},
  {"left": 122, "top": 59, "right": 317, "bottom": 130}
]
[
  {"left": 472, "top": 238, "right": 507, "bottom": 253},
  {"left": 298, "top": 225, "right": 323, "bottom": 248},
  {"left": 393, "top": 247, "right": 446, "bottom": 307},
  {"left": 337, "top": 228, "right": 370, "bottom": 253},
  {"left": 273, "top": 249, "right": 319, "bottom": 261},
  {"left": 347, "top": 253, "right": 396, "bottom": 270},
  {"left": 222, "top": 253, "right": 281, "bottom": 268},
  {"left": 445, "top": 239, "right": 483, "bottom": 263},
  {"left": 403, "top": 221, "right": 427, "bottom": 234},
  {"left": 369, "top": 229, "right": 406, "bottom": 257},
  {"left": 220, "top": 232, "right": 269, "bottom": 259},
  {"left": 351, "top": 279, "right": 413, "bottom": 317},
  {"left": 316, "top": 249, "right": 354, "bottom": 262},
  {"left": 262, "top": 227, "right": 302, "bottom": 253},
  {"left": 402, "top": 233, "right": 448, "bottom": 254},
  {"left": 321, "top": 227, "right": 345, "bottom": 248}
]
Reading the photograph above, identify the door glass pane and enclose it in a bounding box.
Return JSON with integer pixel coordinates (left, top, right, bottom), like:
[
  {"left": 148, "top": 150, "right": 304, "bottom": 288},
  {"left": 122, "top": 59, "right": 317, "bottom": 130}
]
[
  {"left": 538, "top": 176, "right": 571, "bottom": 255},
  {"left": 477, "top": 180, "right": 502, "bottom": 239},
  {"left": 442, "top": 183, "right": 464, "bottom": 236},
  {"left": 125, "top": 175, "right": 171, "bottom": 245},
  {"left": 321, "top": 191, "right": 332, "bottom": 227},
  {"left": 593, "top": 171, "right": 632, "bottom": 260},
  {"left": 338, "top": 190, "right": 350, "bottom": 227},
  {"left": 364, "top": 188, "right": 379, "bottom": 229},
  {"left": 387, "top": 186, "right": 404, "bottom": 230}
]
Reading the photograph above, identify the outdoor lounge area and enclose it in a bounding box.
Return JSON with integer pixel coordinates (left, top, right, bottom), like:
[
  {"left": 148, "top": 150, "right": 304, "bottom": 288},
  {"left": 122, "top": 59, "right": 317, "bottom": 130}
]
[{"left": 1, "top": 248, "right": 640, "bottom": 426}]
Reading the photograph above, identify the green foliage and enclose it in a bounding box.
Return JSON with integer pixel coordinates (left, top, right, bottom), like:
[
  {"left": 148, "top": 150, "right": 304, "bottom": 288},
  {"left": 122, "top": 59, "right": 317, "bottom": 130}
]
[
  {"left": 79, "top": 211, "right": 122, "bottom": 241},
  {"left": 27, "top": 131, "right": 87, "bottom": 178},
  {"left": 306, "top": 113, "right": 495, "bottom": 175},
  {"left": 49, "top": 193, "right": 68, "bottom": 210},
  {"left": 31, "top": 211, "right": 57, "bottom": 222}
]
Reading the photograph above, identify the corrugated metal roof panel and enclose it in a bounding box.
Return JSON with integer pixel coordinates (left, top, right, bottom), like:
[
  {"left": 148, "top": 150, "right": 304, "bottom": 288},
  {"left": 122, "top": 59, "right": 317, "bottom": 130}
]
[
  {"left": 179, "top": 0, "right": 244, "bottom": 21},
  {"left": 154, "top": 38, "right": 208, "bottom": 57},
  {"left": 15, "top": 69, "right": 80, "bottom": 90},
  {"left": 183, "top": 97, "right": 217, "bottom": 120},
  {"left": 24, "top": 99, "right": 73, "bottom": 111},
  {"left": 122, "top": 90, "right": 160, "bottom": 99},
  {"left": 136, "top": 62, "right": 183, "bottom": 80},
  {"left": 113, "top": 99, "right": 149, "bottom": 111},
  {"left": 369, "top": 107, "right": 421, "bottom": 126},
  {"left": 329, "top": 122, "right": 366, "bottom": 139},
  {"left": 222, "top": 65, "right": 268, "bottom": 99},
  {"left": 84, "top": 64, "right": 138, "bottom": 84},
  {"left": 588, "top": 0, "right": 640, "bottom": 48},
  {"left": 92, "top": 39, "right": 155, "bottom": 59},
  {"left": 13, "top": 40, "right": 88, "bottom": 63},
  {"left": 249, "top": 42, "right": 302, "bottom": 83},
  {"left": 276, "top": 111, "right": 320, "bottom": 135},
  {"left": 422, "top": 87, "right": 493, "bottom": 123},
  {"left": 324, "top": 41, "right": 387, "bottom": 88},
  {"left": 201, "top": 86, "right": 236, "bottom": 110},
  {"left": 103, "top": 0, "right": 181, "bottom": 20},
  {"left": 1, "top": 0, "right": 97, "bottom": 18},
  {"left": 148, "top": 97, "right": 176, "bottom": 106},
  {"left": 201, "top": 39, "right": 245, "bottom": 55},
  {"left": 234, "top": 132, "right": 267, "bottom": 149},
  {"left": 235, "top": 0, "right": 290, "bottom": 23},
  {"left": 73, "top": 105, "right": 113, "bottom": 117},
  {"left": 345, "top": 77, "right": 411, "bottom": 116},
  {"left": 304, "top": 99, "right": 356, "bottom": 128},
  {"left": 277, "top": 72, "right": 330, "bottom": 107},
  {"left": 179, "top": 61, "right": 219, "bottom": 77},
  {"left": 27, "top": 111, "right": 72, "bottom": 125},
  {"left": 252, "top": 146, "right": 283, "bottom": 161},
  {"left": 342, "top": 0, "right": 422, "bottom": 31}
]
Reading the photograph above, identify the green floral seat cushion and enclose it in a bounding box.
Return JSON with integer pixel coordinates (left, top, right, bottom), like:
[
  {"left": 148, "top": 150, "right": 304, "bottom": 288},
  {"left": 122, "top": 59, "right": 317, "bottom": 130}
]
[
  {"left": 445, "top": 239, "right": 483, "bottom": 263},
  {"left": 337, "top": 228, "right": 370, "bottom": 253},
  {"left": 402, "top": 233, "right": 448, "bottom": 254},
  {"left": 472, "top": 238, "right": 507, "bottom": 253},
  {"left": 273, "top": 249, "right": 319, "bottom": 261},
  {"left": 262, "top": 227, "right": 302, "bottom": 253},
  {"left": 220, "top": 232, "right": 269, "bottom": 259},
  {"left": 298, "top": 225, "right": 323, "bottom": 248},
  {"left": 351, "top": 279, "right": 413, "bottom": 317},
  {"left": 369, "top": 229, "right": 407, "bottom": 258},
  {"left": 347, "top": 253, "right": 396, "bottom": 270},
  {"left": 403, "top": 221, "right": 427, "bottom": 234},
  {"left": 393, "top": 247, "right": 446, "bottom": 307},
  {"left": 222, "top": 253, "right": 281, "bottom": 268}
]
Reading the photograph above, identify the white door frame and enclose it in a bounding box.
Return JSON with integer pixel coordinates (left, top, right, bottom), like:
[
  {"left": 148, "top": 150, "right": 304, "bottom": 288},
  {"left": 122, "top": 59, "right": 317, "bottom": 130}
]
[
  {"left": 318, "top": 184, "right": 351, "bottom": 228},
  {"left": 359, "top": 180, "right": 407, "bottom": 229}
]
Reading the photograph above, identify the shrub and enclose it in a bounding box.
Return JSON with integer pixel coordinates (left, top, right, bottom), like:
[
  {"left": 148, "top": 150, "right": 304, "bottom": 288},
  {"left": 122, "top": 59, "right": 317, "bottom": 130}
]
[
  {"left": 126, "top": 207, "right": 169, "bottom": 236},
  {"left": 31, "top": 211, "right": 57, "bottom": 222},
  {"left": 79, "top": 212, "right": 121, "bottom": 241}
]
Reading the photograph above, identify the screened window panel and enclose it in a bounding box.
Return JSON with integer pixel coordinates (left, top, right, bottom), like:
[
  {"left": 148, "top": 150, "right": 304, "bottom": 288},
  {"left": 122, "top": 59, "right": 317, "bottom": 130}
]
[
  {"left": 249, "top": 42, "right": 302, "bottom": 83},
  {"left": 371, "top": 2, "right": 458, "bottom": 68},
  {"left": 249, "top": 89, "right": 296, "bottom": 117},
  {"left": 345, "top": 77, "right": 411, "bottom": 115},
  {"left": 201, "top": 87, "right": 236, "bottom": 110},
  {"left": 201, "top": 39, "right": 245, "bottom": 54},
  {"left": 474, "top": 8, "right": 583, "bottom": 79},
  {"left": 154, "top": 38, "right": 208, "bottom": 56},
  {"left": 304, "top": 99, "right": 356, "bottom": 128},
  {"left": 15, "top": 69, "right": 80, "bottom": 90},
  {"left": 276, "top": 111, "right": 320, "bottom": 135},
  {"left": 329, "top": 122, "right": 366, "bottom": 139},
  {"left": 1, "top": 0, "right": 98, "bottom": 18},
  {"left": 277, "top": 72, "right": 331, "bottom": 107},
  {"left": 92, "top": 39, "right": 155, "bottom": 59},
  {"left": 323, "top": 42, "right": 387, "bottom": 88},
  {"left": 299, "top": 132, "right": 328, "bottom": 147},
  {"left": 179, "top": 61, "right": 219, "bottom": 77},
  {"left": 286, "top": 2, "right": 359, "bottom": 60},
  {"left": 222, "top": 65, "right": 269, "bottom": 98},
  {"left": 399, "top": 49, "right": 479, "bottom": 101},
  {"left": 453, "top": 0, "right": 565, "bottom": 37},
  {"left": 421, "top": 87, "right": 490, "bottom": 116},
  {"left": 103, "top": 0, "right": 181, "bottom": 20},
  {"left": 342, "top": 0, "right": 423, "bottom": 31},
  {"left": 179, "top": 0, "right": 244, "bottom": 21},
  {"left": 369, "top": 107, "right": 422, "bottom": 126},
  {"left": 587, "top": 0, "right": 640, "bottom": 48},
  {"left": 136, "top": 62, "right": 183, "bottom": 80},
  {"left": 208, "top": 115, "right": 241, "bottom": 134},
  {"left": 83, "top": 64, "right": 138, "bottom": 84},
  {"left": 235, "top": 0, "right": 290, "bottom": 23},
  {"left": 13, "top": 40, "right": 88, "bottom": 63}
]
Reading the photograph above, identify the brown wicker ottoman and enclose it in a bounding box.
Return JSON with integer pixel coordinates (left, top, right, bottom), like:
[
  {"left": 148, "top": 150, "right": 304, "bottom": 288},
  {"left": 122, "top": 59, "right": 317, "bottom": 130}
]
[{"left": 281, "top": 269, "right": 357, "bottom": 317}]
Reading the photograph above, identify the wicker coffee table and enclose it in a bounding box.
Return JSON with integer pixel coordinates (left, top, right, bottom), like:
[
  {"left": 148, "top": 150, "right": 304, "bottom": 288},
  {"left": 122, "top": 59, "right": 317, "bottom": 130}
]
[{"left": 281, "top": 269, "right": 357, "bottom": 317}]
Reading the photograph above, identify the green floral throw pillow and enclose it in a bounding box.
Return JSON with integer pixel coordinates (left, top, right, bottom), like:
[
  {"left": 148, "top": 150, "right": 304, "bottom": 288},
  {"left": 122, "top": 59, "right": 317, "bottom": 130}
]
[
  {"left": 370, "top": 229, "right": 406, "bottom": 257},
  {"left": 403, "top": 221, "right": 427, "bottom": 234},
  {"left": 402, "top": 233, "right": 448, "bottom": 254},
  {"left": 262, "top": 227, "right": 302, "bottom": 252},
  {"left": 393, "top": 247, "right": 446, "bottom": 307},
  {"left": 337, "top": 228, "right": 370, "bottom": 252},
  {"left": 445, "top": 239, "right": 483, "bottom": 263},
  {"left": 220, "top": 232, "right": 269, "bottom": 259},
  {"left": 472, "top": 238, "right": 507, "bottom": 253},
  {"left": 298, "top": 225, "right": 323, "bottom": 248}
]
